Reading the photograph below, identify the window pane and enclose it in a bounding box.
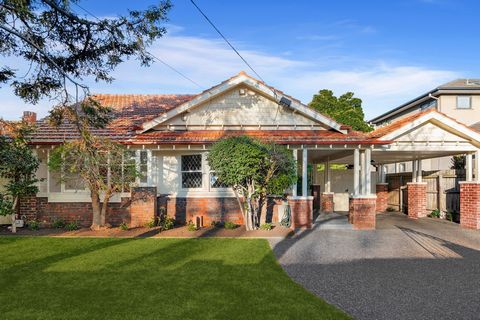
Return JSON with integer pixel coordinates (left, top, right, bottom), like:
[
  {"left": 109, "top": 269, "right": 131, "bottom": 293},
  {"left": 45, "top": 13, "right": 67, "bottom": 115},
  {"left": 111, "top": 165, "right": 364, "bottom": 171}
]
[
  {"left": 64, "top": 172, "right": 85, "bottom": 191},
  {"left": 457, "top": 96, "right": 471, "bottom": 109},
  {"left": 210, "top": 173, "right": 228, "bottom": 188},
  {"left": 182, "top": 155, "right": 201, "bottom": 171},
  {"left": 182, "top": 172, "right": 202, "bottom": 188}
]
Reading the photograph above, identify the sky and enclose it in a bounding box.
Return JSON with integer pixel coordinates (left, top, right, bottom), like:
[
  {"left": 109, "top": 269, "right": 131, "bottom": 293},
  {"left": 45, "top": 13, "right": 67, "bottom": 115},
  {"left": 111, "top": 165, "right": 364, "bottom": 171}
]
[{"left": 1, "top": 0, "right": 479, "bottom": 121}]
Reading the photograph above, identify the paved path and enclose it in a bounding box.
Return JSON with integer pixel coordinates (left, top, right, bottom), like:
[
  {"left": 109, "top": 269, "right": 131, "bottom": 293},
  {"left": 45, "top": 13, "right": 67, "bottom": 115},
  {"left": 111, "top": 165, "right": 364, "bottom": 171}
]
[{"left": 269, "top": 213, "right": 480, "bottom": 320}]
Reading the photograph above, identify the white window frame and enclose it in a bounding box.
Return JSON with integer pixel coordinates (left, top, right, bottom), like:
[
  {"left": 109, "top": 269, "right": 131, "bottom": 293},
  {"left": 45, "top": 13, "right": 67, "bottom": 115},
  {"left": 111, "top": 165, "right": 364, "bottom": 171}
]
[
  {"left": 456, "top": 96, "right": 472, "bottom": 109},
  {"left": 180, "top": 153, "right": 203, "bottom": 190}
]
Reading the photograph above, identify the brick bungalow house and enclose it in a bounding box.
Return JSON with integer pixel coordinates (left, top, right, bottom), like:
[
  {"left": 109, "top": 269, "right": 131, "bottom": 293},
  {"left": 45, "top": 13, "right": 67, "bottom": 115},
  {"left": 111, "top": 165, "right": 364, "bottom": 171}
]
[{"left": 10, "top": 72, "right": 480, "bottom": 230}]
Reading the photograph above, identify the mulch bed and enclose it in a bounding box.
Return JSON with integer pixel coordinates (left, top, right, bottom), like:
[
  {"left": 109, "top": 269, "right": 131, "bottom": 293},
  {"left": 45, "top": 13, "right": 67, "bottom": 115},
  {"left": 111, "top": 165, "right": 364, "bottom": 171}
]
[{"left": 0, "top": 224, "right": 293, "bottom": 239}]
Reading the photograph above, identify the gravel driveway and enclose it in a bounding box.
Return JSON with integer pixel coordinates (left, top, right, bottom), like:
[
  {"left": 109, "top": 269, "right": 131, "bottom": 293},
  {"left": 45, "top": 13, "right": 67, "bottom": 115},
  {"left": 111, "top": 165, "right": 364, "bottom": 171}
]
[{"left": 269, "top": 213, "right": 480, "bottom": 320}]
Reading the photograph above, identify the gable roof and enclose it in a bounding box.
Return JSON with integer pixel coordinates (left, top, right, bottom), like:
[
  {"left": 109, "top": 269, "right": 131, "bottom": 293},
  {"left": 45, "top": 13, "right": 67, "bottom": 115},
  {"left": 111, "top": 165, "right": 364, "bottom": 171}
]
[
  {"left": 369, "top": 78, "right": 480, "bottom": 124},
  {"left": 369, "top": 109, "right": 480, "bottom": 146},
  {"left": 139, "top": 71, "right": 345, "bottom": 133}
]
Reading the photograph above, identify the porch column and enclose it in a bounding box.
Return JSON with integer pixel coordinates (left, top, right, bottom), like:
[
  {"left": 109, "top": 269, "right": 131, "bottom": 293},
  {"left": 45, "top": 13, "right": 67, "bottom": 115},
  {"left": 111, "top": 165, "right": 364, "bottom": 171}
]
[
  {"left": 466, "top": 153, "right": 473, "bottom": 182},
  {"left": 302, "top": 148, "right": 308, "bottom": 197},
  {"left": 292, "top": 149, "right": 298, "bottom": 197},
  {"left": 288, "top": 147, "right": 313, "bottom": 230},
  {"left": 459, "top": 149, "right": 480, "bottom": 229},
  {"left": 321, "top": 158, "right": 334, "bottom": 213},
  {"left": 360, "top": 150, "right": 366, "bottom": 195},
  {"left": 407, "top": 158, "right": 427, "bottom": 219},
  {"left": 353, "top": 148, "right": 360, "bottom": 196},
  {"left": 365, "top": 148, "right": 372, "bottom": 195},
  {"left": 349, "top": 148, "right": 376, "bottom": 230}
]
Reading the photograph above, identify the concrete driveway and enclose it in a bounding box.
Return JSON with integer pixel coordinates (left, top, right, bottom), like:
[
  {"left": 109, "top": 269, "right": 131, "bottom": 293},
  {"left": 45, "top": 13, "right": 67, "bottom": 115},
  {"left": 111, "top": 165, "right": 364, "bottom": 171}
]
[{"left": 269, "top": 213, "right": 480, "bottom": 320}]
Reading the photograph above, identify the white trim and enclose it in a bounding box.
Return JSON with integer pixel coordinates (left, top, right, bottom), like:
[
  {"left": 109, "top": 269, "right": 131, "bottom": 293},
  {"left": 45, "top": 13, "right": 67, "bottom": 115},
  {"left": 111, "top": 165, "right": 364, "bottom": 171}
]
[
  {"left": 378, "top": 111, "right": 480, "bottom": 147},
  {"left": 139, "top": 74, "right": 344, "bottom": 133}
]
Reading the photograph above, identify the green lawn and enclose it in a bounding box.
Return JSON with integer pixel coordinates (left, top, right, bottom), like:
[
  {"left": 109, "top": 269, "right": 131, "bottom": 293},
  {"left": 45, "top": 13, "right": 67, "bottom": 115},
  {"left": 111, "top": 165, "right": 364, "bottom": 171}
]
[{"left": 0, "top": 237, "right": 349, "bottom": 320}]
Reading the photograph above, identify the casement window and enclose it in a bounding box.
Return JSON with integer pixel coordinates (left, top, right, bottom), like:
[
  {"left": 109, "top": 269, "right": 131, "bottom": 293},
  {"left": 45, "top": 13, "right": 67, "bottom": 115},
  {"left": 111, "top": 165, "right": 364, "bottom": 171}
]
[
  {"left": 181, "top": 154, "right": 203, "bottom": 189},
  {"left": 122, "top": 151, "right": 137, "bottom": 192},
  {"left": 457, "top": 96, "right": 472, "bottom": 109},
  {"left": 138, "top": 150, "right": 148, "bottom": 184}
]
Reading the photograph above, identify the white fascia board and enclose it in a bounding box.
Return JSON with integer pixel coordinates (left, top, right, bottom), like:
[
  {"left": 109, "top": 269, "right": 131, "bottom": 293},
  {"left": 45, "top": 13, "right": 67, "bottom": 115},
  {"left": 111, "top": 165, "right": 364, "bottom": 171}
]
[
  {"left": 379, "top": 112, "right": 480, "bottom": 147},
  {"left": 139, "top": 74, "right": 344, "bottom": 133}
]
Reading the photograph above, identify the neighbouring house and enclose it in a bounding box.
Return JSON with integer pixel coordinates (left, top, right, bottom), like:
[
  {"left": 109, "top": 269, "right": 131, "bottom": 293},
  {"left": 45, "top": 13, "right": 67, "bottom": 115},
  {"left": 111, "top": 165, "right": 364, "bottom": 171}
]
[
  {"left": 370, "top": 79, "right": 480, "bottom": 173},
  {"left": 7, "top": 72, "right": 480, "bottom": 230}
]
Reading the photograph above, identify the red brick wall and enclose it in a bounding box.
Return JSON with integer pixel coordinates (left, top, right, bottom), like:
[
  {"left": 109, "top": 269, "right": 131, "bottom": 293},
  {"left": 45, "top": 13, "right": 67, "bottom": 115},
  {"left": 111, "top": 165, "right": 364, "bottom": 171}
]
[
  {"left": 130, "top": 187, "right": 157, "bottom": 228},
  {"left": 349, "top": 197, "right": 376, "bottom": 230},
  {"left": 288, "top": 197, "right": 313, "bottom": 229},
  {"left": 158, "top": 196, "right": 244, "bottom": 226},
  {"left": 36, "top": 197, "right": 131, "bottom": 227},
  {"left": 19, "top": 195, "right": 38, "bottom": 221},
  {"left": 407, "top": 182, "right": 427, "bottom": 219},
  {"left": 320, "top": 193, "right": 334, "bottom": 213},
  {"left": 376, "top": 184, "right": 389, "bottom": 213},
  {"left": 460, "top": 182, "right": 480, "bottom": 230}
]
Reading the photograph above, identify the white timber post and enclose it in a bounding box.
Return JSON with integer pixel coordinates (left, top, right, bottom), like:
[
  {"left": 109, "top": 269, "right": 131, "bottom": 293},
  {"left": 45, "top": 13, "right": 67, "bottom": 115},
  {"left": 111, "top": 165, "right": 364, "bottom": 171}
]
[
  {"left": 360, "top": 150, "right": 366, "bottom": 195},
  {"left": 466, "top": 153, "right": 473, "bottom": 182},
  {"left": 412, "top": 160, "right": 417, "bottom": 183},
  {"left": 324, "top": 158, "right": 331, "bottom": 193},
  {"left": 292, "top": 149, "right": 298, "bottom": 197},
  {"left": 365, "top": 148, "right": 372, "bottom": 195},
  {"left": 302, "top": 148, "right": 308, "bottom": 197},
  {"left": 475, "top": 150, "right": 480, "bottom": 182},
  {"left": 353, "top": 148, "right": 360, "bottom": 196},
  {"left": 417, "top": 159, "right": 423, "bottom": 183}
]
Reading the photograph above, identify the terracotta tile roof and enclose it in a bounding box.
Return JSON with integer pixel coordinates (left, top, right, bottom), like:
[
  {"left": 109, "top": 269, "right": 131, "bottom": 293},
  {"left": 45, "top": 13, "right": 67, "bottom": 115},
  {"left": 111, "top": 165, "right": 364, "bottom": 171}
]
[
  {"left": 30, "top": 94, "right": 196, "bottom": 144},
  {"left": 129, "top": 129, "right": 382, "bottom": 145},
  {"left": 369, "top": 108, "right": 480, "bottom": 139}
]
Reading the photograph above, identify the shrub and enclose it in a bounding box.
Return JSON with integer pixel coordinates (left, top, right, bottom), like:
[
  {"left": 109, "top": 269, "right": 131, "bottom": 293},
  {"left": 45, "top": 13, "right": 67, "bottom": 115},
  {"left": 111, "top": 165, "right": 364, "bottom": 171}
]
[
  {"left": 144, "top": 217, "right": 157, "bottom": 228},
  {"left": 259, "top": 223, "right": 273, "bottom": 231},
  {"left": 27, "top": 220, "right": 40, "bottom": 231},
  {"left": 160, "top": 216, "right": 175, "bottom": 231},
  {"left": 224, "top": 221, "right": 238, "bottom": 230},
  {"left": 52, "top": 218, "right": 66, "bottom": 229},
  {"left": 186, "top": 221, "right": 197, "bottom": 231},
  {"left": 119, "top": 222, "right": 129, "bottom": 231},
  {"left": 211, "top": 221, "right": 222, "bottom": 228},
  {"left": 65, "top": 221, "right": 79, "bottom": 231},
  {"left": 430, "top": 209, "right": 440, "bottom": 218}
]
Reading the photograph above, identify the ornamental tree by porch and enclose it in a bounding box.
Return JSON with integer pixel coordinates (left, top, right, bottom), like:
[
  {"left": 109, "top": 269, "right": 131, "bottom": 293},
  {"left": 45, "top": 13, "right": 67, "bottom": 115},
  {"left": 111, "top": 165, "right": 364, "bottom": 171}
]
[
  {"left": 0, "top": 121, "right": 39, "bottom": 233},
  {"left": 207, "top": 136, "right": 296, "bottom": 230}
]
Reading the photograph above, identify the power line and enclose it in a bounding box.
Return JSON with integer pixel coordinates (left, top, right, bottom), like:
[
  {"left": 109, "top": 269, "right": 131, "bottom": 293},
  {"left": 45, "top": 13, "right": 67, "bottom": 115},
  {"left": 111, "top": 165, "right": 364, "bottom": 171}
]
[
  {"left": 189, "top": 0, "right": 267, "bottom": 84},
  {"left": 71, "top": 1, "right": 204, "bottom": 90}
]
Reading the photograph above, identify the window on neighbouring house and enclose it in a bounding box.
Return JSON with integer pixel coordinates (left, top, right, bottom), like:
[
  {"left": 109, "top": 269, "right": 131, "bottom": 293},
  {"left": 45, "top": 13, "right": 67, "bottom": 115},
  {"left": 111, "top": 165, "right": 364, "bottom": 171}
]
[
  {"left": 181, "top": 154, "right": 202, "bottom": 188},
  {"left": 457, "top": 96, "right": 472, "bottom": 109}
]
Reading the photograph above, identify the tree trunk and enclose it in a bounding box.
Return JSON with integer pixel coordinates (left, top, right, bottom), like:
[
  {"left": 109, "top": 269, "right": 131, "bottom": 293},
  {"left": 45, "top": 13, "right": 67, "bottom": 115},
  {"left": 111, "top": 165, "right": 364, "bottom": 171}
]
[
  {"left": 91, "top": 190, "right": 102, "bottom": 230},
  {"left": 233, "top": 188, "right": 249, "bottom": 228},
  {"left": 10, "top": 197, "right": 18, "bottom": 234}
]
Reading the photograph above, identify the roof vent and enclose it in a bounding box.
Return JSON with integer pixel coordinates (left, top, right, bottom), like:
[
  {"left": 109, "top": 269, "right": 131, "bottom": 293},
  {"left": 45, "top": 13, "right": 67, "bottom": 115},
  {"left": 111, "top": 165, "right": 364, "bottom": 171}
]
[
  {"left": 279, "top": 96, "right": 292, "bottom": 108},
  {"left": 466, "top": 79, "right": 480, "bottom": 86}
]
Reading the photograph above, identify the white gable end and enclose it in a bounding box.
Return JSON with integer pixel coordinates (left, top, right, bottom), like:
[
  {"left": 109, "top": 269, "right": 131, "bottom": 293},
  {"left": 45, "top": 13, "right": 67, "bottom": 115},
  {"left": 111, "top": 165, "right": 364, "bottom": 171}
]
[
  {"left": 396, "top": 122, "right": 470, "bottom": 143},
  {"left": 162, "top": 86, "right": 321, "bottom": 128}
]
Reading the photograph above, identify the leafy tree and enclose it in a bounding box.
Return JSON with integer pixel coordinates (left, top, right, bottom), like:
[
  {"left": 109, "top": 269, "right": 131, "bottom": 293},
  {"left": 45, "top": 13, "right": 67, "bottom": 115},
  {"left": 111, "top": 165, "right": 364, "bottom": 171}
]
[
  {"left": 451, "top": 155, "right": 466, "bottom": 170},
  {"left": 309, "top": 90, "right": 373, "bottom": 132},
  {"left": 0, "top": 0, "right": 172, "bottom": 109},
  {"left": 208, "top": 136, "right": 296, "bottom": 230},
  {"left": 1, "top": 1, "right": 171, "bottom": 230},
  {"left": 49, "top": 135, "right": 138, "bottom": 230},
  {"left": 0, "top": 121, "right": 39, "bottom": 233}
]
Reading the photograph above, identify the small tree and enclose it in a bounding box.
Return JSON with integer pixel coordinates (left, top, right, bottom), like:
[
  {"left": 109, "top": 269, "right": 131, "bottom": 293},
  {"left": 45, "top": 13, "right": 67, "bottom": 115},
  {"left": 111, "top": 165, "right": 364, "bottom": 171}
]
[
  {"left": 49, "top": 136, "right": 137, "bottom": 230},
  {"left": 208, "top": 136, "right": 296, "bottom": 230},
  {"left": 0, "top": 121, "right": 39, "bottom": 233},
  {"left": 451, "top": 155, "right": 466, "bottom": 170}
]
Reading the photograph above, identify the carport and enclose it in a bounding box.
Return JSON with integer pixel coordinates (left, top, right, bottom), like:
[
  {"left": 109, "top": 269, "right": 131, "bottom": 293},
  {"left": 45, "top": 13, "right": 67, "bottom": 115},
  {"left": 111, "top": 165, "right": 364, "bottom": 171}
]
[{"left": 290, "top": 110, "right": 480, "bottom": 230}]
